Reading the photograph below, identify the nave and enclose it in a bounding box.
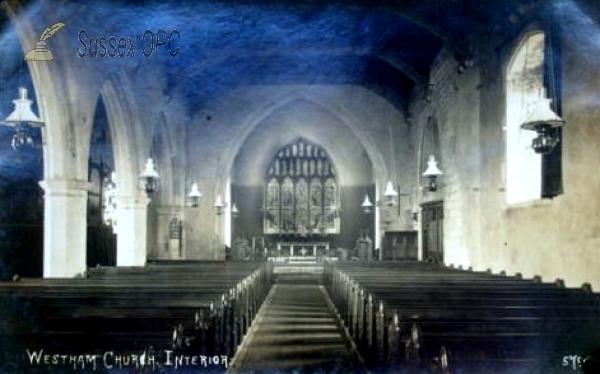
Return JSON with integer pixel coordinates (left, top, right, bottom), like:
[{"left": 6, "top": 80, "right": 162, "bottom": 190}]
[
  {"left": 0, "top": 260, "right": 599, "bottom": 373},
  {"left": 230, "top": 284, "right": 365, "bottom": 373}
]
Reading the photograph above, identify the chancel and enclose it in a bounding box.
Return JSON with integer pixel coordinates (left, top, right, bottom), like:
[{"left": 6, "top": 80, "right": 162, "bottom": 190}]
[{"left": 1, "top": 0, "right": 600, "bottom": 373}]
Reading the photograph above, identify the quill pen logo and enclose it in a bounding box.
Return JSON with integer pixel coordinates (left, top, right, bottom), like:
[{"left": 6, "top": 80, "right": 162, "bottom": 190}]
[{"left": 24, "top": 22, "right": 65, "bottom": 61}]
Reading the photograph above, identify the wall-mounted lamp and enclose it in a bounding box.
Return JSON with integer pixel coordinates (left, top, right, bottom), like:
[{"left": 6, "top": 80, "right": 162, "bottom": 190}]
[
  {"left": 361, "top": 181, "right": 400, "bottom": 214},
  {"left": 383, "top": 181, "right": 399, "bottom": 206},
  {"left": 361, "top": 195, "right": 374, "bottom": 214},
  {"left": 139, "top": 158, "right": 160, "bottom": 196},
  {"left": 422, "top": 155, "right": 443, "bottom": 191},
  {"left": 188, "top": 182, "right": 202, "bottom": 208},
  {"left": 214, "top": 194, "right": 226, "bottom": 215},
  {"left": 520, "top": 98, "right": 564, "bottom": 154},
  {"left": 214, "top": 194, "right": 239, "bottom": 216},
  {"left": 1, "top": 88, "right": 44, "bottom": 150}
]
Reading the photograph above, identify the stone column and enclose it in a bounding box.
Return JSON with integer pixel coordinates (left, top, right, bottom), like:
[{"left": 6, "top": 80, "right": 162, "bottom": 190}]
[
  {"left": 39, "top": 179, "right": 91, "bottom": 278},
  {"left": 115, "top": 195, "right": 150, "bottom": 266}
]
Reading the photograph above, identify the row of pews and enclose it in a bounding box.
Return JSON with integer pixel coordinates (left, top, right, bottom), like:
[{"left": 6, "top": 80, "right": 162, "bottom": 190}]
[
  {"left": 0, "top": 261, "right": 272, "bottom": 373},
  {"left": 324, "top": 262, "right": 600, "bottom": 373}
]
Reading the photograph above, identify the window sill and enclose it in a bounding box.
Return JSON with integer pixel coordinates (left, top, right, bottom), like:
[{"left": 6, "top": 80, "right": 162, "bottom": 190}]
[{"left": 504, "top": 197, "right": 555, "bottom": 211}]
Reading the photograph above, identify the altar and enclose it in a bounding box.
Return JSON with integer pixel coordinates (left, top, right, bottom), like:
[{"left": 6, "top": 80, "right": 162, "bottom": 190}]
[{"left": 269, "top": 242, "right": 335, "bottom": 263}]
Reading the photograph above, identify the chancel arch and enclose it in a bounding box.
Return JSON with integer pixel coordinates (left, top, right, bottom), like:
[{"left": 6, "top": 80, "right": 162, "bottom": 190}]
[
  {"left": 229, "top": 97, "right": 376, "bottom": 258},
  {"left": 221, "top": 88, "right": 391, "bottom": 187}
]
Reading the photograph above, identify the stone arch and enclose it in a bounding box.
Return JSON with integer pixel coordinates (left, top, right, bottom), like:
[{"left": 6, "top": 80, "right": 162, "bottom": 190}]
[
  {"left": 100, "top": 77, "right": 143, "bottom": 197},
  {"left": 99, "top": 75, "right": 151, "bottom": 267},
  {"left": 5, "top": 5, "right": 68, "bottom": 179},
  {"left": 230, "top": 97, "right": 372, "bottom": 188},
  {"left": 223, "top": 92, "right": 387, "bottom": 252},
  {"left": 222, "top": 89, "right": 389, "bottom": 188},
  {"left": 149, "top": 115, "right": 177, "bottom": 206},
  {"left": 86, "top": 94, "right": 117, "bottom": 267}
]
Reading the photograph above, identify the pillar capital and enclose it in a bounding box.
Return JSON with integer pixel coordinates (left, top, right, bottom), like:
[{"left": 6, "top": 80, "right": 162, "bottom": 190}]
[
  {"left": 155, "top": 205, "right": 185, "bottom": 216},
  {"left": 39, "top": 179, "right": 92, "bottom": 197},
  {"left": 117, "top": 194, "right": 150, "bottom": 209}
]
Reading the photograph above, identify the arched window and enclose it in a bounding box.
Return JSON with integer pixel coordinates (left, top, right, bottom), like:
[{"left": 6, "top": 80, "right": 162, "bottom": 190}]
[
  {"left": 505, "top": 30, "right": 562, "bottom": 204},
  {"left": 264, "top": 138, "right": 339, "bottom": 235}
]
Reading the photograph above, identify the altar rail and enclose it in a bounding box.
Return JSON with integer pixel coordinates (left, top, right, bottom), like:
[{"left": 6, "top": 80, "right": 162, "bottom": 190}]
[{"left": 276, "top": 242, "right": 330, "bottom": 257}]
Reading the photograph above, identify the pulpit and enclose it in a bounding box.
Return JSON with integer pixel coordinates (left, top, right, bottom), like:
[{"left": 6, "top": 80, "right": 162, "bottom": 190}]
[
  {"left": 233, "top": 238, "right": 249, "bottom": 261},
  {"left": 356, "top": 235, "right": 374, "bottom": 261}
]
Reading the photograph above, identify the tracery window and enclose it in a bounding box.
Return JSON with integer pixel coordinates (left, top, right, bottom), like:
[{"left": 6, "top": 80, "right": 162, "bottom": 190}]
[{"left": 264, "top": 138, "right": 339, "bottom": 235}]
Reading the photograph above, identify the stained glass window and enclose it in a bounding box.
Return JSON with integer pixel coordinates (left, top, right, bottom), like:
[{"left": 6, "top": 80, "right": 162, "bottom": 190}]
[{"left": 263, "top": 138, "right": 339, "bottom": 235}]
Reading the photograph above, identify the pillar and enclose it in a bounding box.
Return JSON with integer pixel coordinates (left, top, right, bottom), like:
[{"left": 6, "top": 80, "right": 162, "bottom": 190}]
[
  {"left": 40, "top": 179, "right": 91, "bottom": 278},
  {"left": 115, "top": 195, "right": 150, "bottom": 266}
]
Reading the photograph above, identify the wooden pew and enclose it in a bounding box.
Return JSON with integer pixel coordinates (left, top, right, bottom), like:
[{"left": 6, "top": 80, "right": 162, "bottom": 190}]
[
  {"left": 0, "top": 261, "right": 273, "bottom": 371},
  {"left": 324, "top": 261, "right": 600, "bottom": 373}
]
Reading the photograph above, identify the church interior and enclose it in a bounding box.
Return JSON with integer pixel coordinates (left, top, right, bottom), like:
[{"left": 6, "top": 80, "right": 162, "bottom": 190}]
[{"left": 1, "top": 0, "right": 600, "bottom": 372}]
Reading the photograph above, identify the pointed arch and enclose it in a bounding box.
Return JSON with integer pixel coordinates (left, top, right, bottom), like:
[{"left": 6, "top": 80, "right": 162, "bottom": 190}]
[
  {"left": 222, "top": 89, "right": 388, "bottom": 187},
  {"left": 87, "top": 95, "right": 117, "bottom": 267}
]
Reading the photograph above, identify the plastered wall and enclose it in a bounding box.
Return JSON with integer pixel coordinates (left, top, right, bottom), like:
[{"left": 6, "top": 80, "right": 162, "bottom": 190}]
[{"left": 411, "top": 17, "right": 600, "bottom": 288}]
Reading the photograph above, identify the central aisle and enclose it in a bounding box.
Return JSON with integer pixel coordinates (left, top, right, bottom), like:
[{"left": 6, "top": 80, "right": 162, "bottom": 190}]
[{"left": 230, "top": 284, "right": 367, "bottom": 373}]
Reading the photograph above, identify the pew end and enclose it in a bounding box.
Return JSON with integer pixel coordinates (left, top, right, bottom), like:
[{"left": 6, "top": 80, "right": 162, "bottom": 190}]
[{"left": 433, "top": 345, "right": 450, "bottom": 374}]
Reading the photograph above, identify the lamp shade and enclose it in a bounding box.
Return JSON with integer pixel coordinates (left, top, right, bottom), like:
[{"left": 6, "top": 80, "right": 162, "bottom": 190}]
[
  {"left": 188, "top": 182, "right": 202, "bottom": 198},
  {"left": 383, "top": 181, "right": 398, "bottom": 198},
  {"left": 423, "top": 155, "right": 443, "bottom": 176},
  {"left": 231, "top": 203, "right": 239, "bottom": 216},
  {"left": 140, "top": 158, "right": 160, "bottom": 179},
  {"left": 361, "top": 194, "right": 373, "bottom": 209},
  {"left": 2, "top": 88, "right": 43, "bottom": 126},
  {"left": 188, "top": 182, "right": 202, "bottom": 207},
  {"left": 521, "top": 98, "right": 565, "bottom": 131},
  {"left": 214, "top": 194, "right": 224, "bottom": 208},
  {"left": 139, "top": 158, "right": 160, "bottom": 195}
]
